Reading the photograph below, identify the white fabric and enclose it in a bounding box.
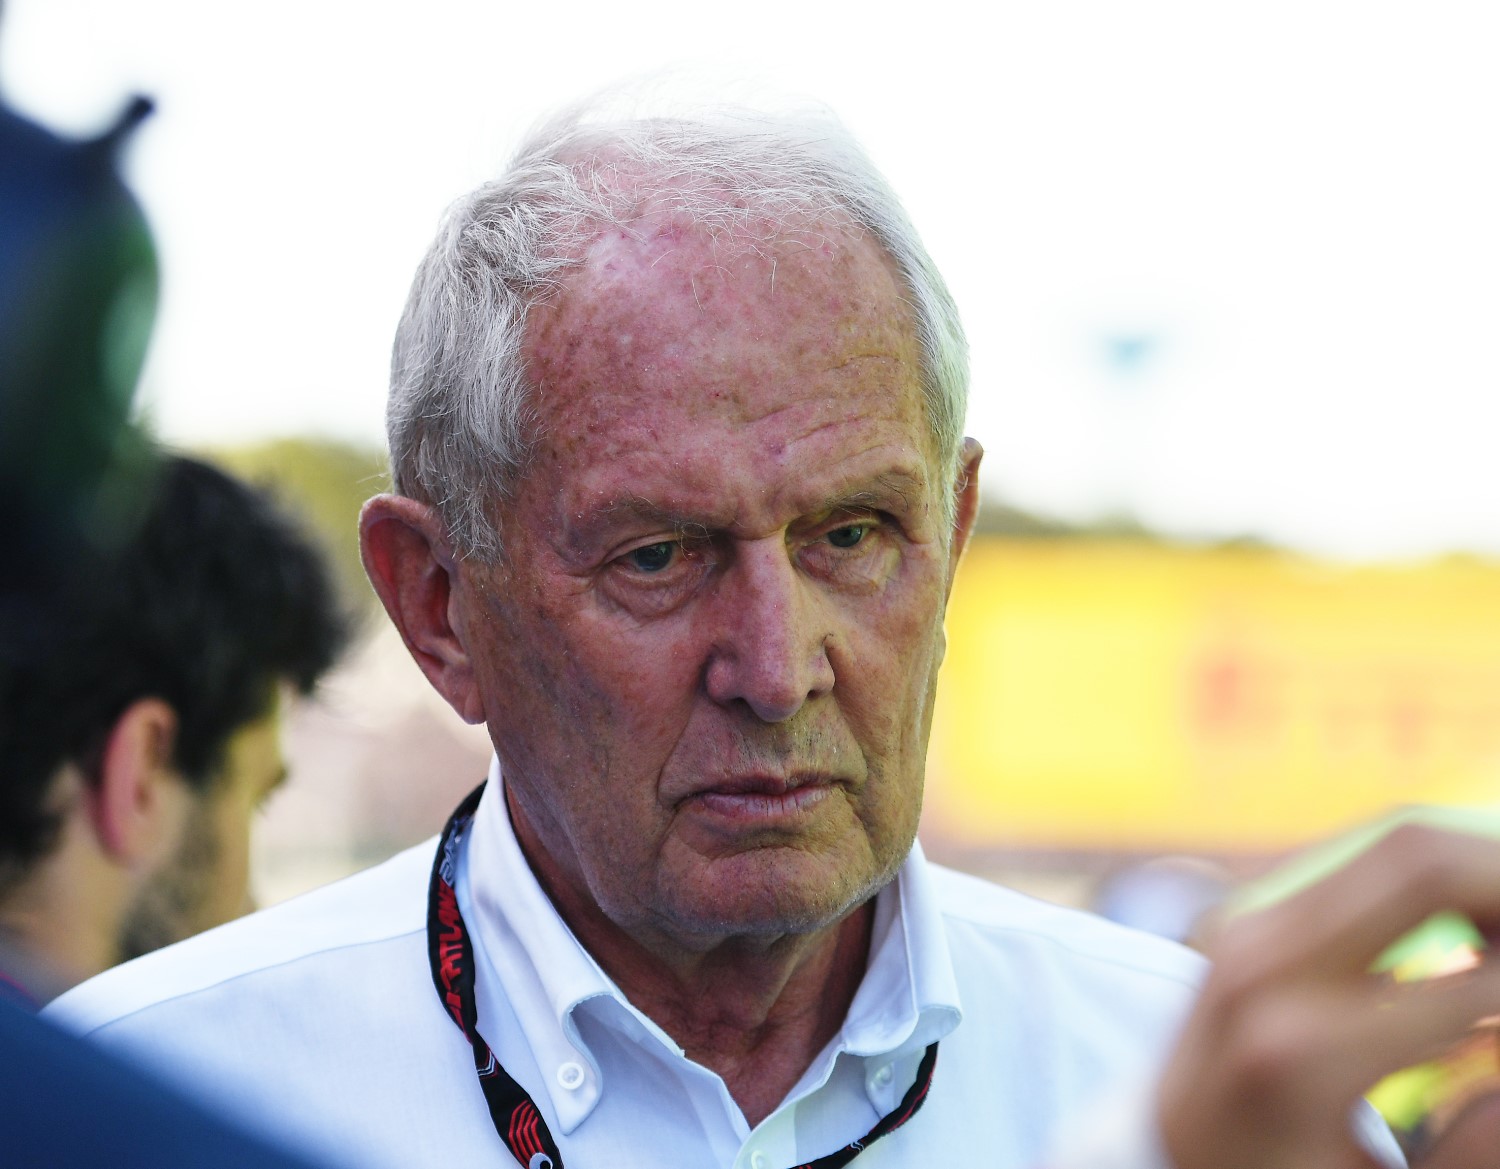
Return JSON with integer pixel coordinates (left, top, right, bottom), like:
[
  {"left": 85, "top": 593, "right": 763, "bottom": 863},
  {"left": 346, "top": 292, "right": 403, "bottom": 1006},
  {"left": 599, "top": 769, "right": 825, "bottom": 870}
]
[
  {"left": 50, "top": 763, "right": 1212, "bottom": 1169},
  {"left": 1044, "top": 1074, "right": 1406, "bottom": 1169}
]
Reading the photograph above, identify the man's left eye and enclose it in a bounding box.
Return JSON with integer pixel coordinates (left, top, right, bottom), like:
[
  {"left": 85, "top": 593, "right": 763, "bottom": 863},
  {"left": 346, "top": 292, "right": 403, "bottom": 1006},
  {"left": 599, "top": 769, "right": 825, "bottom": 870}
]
[
  {"left": 826, "top": 524, "right": 868, "bottom": 549},
  {"left": 625, "top": 542, "right": 677, "bottom": 572}
]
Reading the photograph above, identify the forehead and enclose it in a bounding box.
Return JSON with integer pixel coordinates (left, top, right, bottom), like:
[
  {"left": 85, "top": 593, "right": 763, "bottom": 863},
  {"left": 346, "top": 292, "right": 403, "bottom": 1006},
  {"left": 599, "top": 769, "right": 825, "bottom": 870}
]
[{"left": 519, "top": 215, "right": 929, "bottom": 516}]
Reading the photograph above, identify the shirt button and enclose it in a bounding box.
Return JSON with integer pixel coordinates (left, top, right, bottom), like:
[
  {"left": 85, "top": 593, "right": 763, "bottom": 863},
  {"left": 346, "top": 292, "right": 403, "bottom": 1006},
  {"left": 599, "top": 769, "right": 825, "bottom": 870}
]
[
  {"left": 556, "top": 1061, "right": 586, "bottom": 1090},
  {"left": 872, "top": 1063, "right": 894, "bottom": 1087},
  {"left": 750, "top": 1152, "right": 767, "bottom": 1169}
]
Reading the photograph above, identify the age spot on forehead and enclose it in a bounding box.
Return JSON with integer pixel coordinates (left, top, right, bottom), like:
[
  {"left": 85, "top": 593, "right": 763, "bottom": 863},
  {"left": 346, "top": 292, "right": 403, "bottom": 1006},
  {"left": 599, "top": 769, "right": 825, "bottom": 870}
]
[{"left": 518, "top": 212, "right": 926, "bottom": 492}]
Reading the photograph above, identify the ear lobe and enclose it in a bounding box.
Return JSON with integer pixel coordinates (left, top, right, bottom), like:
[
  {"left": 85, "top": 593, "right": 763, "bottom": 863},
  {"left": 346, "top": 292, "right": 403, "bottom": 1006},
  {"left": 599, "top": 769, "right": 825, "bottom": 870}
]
[
  {"left": 88, "top": 698, "right": 189, "bottom": 868},
  {"left": 359, "top": 494, "right": 486, "bottom": 724}
]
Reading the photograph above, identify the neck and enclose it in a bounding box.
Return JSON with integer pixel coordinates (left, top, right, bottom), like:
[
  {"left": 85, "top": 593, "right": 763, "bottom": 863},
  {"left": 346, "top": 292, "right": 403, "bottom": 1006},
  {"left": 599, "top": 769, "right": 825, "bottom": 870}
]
[
  {"left": 505, "top": 803, "right": 879, "bottom": 1127},
  {"left": 0, "top": 886, "right": 113, "bottom": 1002},
  {"left": 0, "top": 809, "right": 134, "bottom": 1002},
  {"left": 581, "top": 892, "right": 876, "bottom": 1127},
  {"left": 0, "top": 927, "right": 71, "bottom": 1007}
]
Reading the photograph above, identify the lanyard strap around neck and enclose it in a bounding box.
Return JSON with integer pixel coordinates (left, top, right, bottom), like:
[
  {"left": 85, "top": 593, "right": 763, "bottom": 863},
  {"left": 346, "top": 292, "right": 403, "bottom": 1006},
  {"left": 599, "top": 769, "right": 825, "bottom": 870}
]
[{"left": 426, "top": 782, "right": 938, "bottom": 1169}]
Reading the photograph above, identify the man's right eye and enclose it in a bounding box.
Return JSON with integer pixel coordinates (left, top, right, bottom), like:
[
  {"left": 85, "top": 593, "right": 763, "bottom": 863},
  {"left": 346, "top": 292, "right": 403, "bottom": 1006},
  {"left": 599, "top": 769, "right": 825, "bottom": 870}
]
[{"left": 625, "top": 542, "right": 676, "bottom": 573}]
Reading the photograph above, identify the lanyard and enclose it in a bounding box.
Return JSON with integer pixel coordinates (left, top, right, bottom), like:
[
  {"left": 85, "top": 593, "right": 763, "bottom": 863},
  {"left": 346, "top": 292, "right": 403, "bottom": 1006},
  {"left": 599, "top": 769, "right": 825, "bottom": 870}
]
[{"left": 426, "top": 783, "right": 938, "bottom": 1169}]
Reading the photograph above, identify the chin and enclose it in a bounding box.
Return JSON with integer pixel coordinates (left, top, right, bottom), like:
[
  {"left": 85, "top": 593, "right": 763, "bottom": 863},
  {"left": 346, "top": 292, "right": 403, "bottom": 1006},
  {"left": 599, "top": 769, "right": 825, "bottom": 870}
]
[{"left": 657, "top": 844, "right": 903, "bottom": 941}]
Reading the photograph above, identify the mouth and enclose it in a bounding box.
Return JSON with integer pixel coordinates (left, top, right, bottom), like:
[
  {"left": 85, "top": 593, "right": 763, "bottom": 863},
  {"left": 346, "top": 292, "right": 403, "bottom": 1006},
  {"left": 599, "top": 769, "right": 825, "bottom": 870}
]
[{"left": 681, "top": 775, "right": 839, "bottom": 824}]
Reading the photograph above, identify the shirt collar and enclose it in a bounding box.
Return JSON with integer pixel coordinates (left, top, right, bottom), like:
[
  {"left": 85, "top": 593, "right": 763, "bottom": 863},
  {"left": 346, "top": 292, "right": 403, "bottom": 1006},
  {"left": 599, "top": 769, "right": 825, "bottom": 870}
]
[
  {"left": 461, "top": 759, "right": 618, "bottom": 1134},
  {"left": 838, "top": 838, "right": 962, "bottom": 1060},
  {"left": 460, "top": 756, "right": 962, "bottom": 1132}
]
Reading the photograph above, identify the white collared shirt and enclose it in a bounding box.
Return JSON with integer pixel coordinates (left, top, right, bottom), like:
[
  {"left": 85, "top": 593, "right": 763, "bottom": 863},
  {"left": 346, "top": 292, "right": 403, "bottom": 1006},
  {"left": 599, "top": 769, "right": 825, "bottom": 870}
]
[
  {"left": 50, "top": 760, "right": 1212, "bottom": 1169},
  {"left": 457, "top": 762, "right": 959, "bottom": 1168}
]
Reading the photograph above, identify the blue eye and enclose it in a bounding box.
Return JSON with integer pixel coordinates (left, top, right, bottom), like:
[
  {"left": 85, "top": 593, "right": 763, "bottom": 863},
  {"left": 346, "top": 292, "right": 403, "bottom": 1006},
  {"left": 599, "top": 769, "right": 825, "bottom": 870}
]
[
  {"left": 827, "top": 524, "right": 867, "bottom": 549},
  {"left": 627, "top": 542, "right": 676, "bottom": 572}
]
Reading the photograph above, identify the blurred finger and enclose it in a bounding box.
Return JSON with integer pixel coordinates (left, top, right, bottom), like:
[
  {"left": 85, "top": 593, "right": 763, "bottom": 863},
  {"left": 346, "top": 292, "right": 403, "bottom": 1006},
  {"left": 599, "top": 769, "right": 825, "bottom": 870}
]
[
  {"left": 1221, "top": 826, "right": 1500, "bottom": 983},
  {"left": 1416, "top": 1092, "right": 1500, "bottom": 1169},
  {"left": 1179, "top": 961, "right": 1500, "bottom": 1137},
  {"left": 1286, "top": 969, "right": 1500, "bottom": 1122}
]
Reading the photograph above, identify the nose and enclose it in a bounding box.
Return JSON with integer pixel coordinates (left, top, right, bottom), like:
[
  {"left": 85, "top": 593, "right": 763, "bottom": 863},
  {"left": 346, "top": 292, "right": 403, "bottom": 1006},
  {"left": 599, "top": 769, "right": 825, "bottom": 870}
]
[{"left": 703, "top": 538, "right": 836, "bottom": 723}]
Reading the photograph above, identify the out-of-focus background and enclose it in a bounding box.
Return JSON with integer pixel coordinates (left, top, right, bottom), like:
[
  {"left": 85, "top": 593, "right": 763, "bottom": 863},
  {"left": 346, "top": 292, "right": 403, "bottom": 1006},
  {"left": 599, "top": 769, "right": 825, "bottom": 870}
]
[{"left": 7, "top": 0, "right": 1497, "bottom": 921}]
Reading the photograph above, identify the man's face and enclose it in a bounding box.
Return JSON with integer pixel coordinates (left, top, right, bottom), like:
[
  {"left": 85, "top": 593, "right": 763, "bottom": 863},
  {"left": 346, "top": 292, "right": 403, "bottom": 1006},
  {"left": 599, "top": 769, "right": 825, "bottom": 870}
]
[
  {"left": 454, "top": 217, "right": 976, "bottom": 948},
  {"left": 118, "top": 694, "right": 288, "bottom": 961}
]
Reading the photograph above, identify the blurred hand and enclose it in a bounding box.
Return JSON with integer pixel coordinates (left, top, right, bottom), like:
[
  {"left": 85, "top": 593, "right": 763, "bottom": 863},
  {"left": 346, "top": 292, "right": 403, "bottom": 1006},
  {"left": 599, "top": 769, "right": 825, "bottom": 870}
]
[
  {"left": 1155, "top": 824, "right": 1500, "bottom": 1169},
  {"left": 1420, "top": 1093, "right": 1500, "bottom": 1169}
]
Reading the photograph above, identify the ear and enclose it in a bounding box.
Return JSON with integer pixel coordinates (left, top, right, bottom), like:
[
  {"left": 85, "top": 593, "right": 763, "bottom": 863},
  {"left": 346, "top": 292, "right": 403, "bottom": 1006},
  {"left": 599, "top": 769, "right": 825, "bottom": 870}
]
[
  {"left": 359, "top": 494, "right": 486, "bottom": 724},
  {"left": 945, "top": 437, "right": 984, "bottom": 587},
  {"left": 87, "top": 697, "right": 191, "bottom": 869}
]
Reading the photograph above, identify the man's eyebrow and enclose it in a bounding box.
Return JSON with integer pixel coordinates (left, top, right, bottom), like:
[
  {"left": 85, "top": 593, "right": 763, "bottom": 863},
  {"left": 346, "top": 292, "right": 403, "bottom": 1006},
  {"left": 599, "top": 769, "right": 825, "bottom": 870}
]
[
  {"left": 564, "top": 467, "right": 930, "bottom": 551},
  {"left": 594, "top": 497, "right": 707, "bottom": 528},
  {"left": 563, "top": 497, "right": 716, "bottom": 552},
  {"left": 815, "top": 468, "right": 925, "bottom": 517}
]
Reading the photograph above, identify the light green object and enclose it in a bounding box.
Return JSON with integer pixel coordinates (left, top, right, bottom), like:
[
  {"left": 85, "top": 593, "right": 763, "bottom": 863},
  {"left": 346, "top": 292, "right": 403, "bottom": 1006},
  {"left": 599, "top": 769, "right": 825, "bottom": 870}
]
[
  {"left": 1230, "top": 804, "right": 1500, "bottom": 972},
  {"left": 1367, "top": 1062, "right": 1446, "bottom": 1132}
]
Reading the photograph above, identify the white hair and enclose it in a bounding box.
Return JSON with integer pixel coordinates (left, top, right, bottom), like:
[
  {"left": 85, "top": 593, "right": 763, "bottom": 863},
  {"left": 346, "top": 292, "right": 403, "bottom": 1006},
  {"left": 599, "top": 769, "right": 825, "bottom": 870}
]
[{"left": 388, "top": 92, "right": 969, "bottom": 558}]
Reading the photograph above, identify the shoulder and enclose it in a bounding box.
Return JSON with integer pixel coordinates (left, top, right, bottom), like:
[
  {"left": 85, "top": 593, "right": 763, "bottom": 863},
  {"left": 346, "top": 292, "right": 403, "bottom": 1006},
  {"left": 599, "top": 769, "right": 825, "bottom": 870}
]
[
  {"left": 49, "top": 837, "right": 436, "bottom": 1035},
  {"left": 925, "top": 861, "right": 1207, "bottom": 992},
  {"left": 0, "top": 999, "right": 323, "bottom": 1169},
  {"left": 916, "top": 861, "right": 1207, "bottom": 1107}
]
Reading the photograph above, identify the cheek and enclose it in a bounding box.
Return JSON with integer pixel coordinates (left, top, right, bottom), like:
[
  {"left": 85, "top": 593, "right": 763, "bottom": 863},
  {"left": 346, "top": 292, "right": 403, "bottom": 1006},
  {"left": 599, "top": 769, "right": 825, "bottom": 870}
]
[
  {"left": 842, "top": 572, "right": 948, "bottom": 735},
  {"left": 206, "top": 798, "right": 254, "bottom": 924},
  {"left": 478, "top": 592, "right": 702, "bottom": 781},
  {"left": 483, "top": 609, "right": 712, "bottom": 900},
  {"left": 476, "top": 591, "right": 603, "bottom": 726},
  {"left": 604, "top": 629, "right": 706, "bottom": 718}
]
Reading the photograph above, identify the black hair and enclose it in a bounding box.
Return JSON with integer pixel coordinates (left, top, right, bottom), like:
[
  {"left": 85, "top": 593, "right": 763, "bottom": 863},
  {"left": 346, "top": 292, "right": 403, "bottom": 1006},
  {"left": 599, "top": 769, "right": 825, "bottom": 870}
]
[{"left": 0, "top": 454, "right": 349, "bottom": 884}]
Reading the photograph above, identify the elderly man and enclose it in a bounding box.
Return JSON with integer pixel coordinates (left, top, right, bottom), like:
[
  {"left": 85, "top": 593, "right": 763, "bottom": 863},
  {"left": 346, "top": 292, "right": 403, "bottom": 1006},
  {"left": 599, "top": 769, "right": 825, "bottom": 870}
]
[{"left": 52, "top": 97, "right": 1500, "bottom": 1169}]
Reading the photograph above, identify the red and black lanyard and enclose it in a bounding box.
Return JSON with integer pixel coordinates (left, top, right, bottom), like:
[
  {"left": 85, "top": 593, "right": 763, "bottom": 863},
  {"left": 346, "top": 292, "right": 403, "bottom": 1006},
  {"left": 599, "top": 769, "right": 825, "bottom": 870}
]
[{"left": 426, "top": 783, "right": 938, "bottom": 1169}]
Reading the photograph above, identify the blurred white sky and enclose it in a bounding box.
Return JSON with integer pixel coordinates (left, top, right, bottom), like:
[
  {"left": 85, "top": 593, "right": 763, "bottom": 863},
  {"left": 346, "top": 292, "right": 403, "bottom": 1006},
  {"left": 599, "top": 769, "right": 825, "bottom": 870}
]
[{"left": 5, "top": 0, "right": 1498, "bottom": 561}]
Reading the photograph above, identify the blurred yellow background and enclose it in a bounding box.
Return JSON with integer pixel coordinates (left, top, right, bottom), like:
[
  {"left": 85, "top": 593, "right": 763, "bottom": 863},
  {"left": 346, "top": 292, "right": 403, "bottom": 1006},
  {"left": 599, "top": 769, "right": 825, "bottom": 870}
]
[{"left": 928, "top": 541, "right": 1500, "bottom": 854}]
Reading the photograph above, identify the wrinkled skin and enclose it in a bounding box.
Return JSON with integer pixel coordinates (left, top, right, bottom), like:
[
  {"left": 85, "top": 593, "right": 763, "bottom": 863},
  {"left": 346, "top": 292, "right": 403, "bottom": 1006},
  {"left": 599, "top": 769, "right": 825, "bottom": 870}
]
[{"left": 456, "top": 218, "right": 979, "bottom": 959}]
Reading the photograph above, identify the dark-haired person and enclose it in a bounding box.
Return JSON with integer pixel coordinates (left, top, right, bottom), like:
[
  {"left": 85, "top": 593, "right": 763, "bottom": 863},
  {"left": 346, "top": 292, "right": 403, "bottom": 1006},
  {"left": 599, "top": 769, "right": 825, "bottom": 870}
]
[
  {"left": 1, "top": 72, "right": 343, "bottom": 1166},
  {"left": 0, "top": 453, "right": 347, "bottom": 1002}
]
